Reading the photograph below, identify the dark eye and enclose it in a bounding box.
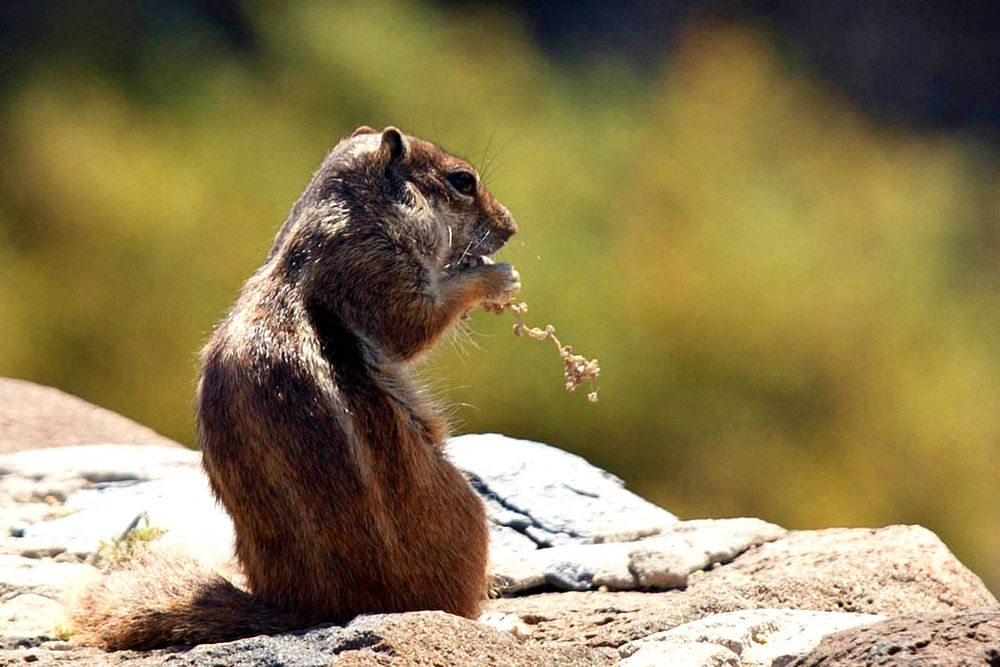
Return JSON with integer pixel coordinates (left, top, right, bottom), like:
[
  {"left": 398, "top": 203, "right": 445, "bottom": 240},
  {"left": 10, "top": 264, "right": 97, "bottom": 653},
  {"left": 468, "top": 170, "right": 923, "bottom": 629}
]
[{"left": 446, "top": 171, "right": 477, "bottom": 196}]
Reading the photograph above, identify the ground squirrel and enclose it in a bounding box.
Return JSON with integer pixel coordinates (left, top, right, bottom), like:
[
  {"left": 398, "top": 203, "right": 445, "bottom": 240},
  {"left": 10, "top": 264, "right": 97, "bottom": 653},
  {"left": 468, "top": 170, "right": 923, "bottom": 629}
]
[{"left": 73, "top": 126, "right": 520, "bottom": 650}]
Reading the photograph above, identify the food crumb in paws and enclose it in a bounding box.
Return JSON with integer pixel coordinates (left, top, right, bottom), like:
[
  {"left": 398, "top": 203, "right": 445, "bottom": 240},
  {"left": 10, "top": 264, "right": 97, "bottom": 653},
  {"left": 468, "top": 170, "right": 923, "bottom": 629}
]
[{"left": 483, "top": 299, "right": 601, "bottom": 402}]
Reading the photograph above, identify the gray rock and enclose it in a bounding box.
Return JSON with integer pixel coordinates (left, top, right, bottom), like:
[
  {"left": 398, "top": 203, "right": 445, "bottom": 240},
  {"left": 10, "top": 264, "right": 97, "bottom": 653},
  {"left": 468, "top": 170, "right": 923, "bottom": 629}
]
[
  {"left": 0, "top": 445, "right": 204, "bottom": 548},
  {"left": 492, "top": 518, "right": 785, "bottom": 593},
  {"left": 480, "top": 495, "right": 539, "bottom": 556},
  {"left": 488, "top": 522, "right": 539, "bottom": 555},
  {"left": 446, "top": 434, "right": 678, "bottom": 548},
  {"left": 626, "top": 608, "right": 884, "bottom": 666},
  {"left": 620, "top": 641, "right": 739, "bottom": 667},
  {"left": 7, "top": 536, "right": 87, "bottom": 561},
  {"left": 25, "top": 471, "right": 234, "bottom": 566},
  {"left": 0, "top": 593, "right": 68, "bottom": 647},
  {"left": 1, "top": 445, "right": 233, "bottom": 566},
  {"left": 1, "top": 436, "right": 677, "bottom": 572},
  {"left": 0, "top": 555, "right": 98, "bottom": 603},
  {"left": 0, "top": 444, "right": 198, "bottom": 485}
]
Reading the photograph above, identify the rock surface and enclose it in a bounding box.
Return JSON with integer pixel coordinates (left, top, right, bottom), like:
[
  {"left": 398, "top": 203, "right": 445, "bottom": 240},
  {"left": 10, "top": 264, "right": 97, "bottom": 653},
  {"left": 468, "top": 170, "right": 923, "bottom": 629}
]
[
  {"left": 0, "top": 384, "right": 997, "bottom": 666},
  {"left": 793, "top": 608, "right": 1000, "bottom": 666},
  {"left": 0, "top": 379, "right": 178, "bottom": 454},
  {"left": 8, "top": 612, "right": 616, "bottom": 667},
  {"left": 492, "top": 517, "right": 785, "bottom": 593},
  {"left": 0, "top": 445, "right": 233, "bottom": 569},
  {"left": 0, "top": 593, "right": 71, "bottom": 649},
  {"left": 621, "top": 609, "right": 884, "bottom": 666},
  {"left": 485, "top": 525, "right": 998, "bottom": 651},
  {"left": 447, "top": 434, "right": 678, "bottom": 550},
  {"left": 696, "top": 525, "right": 998, "bottom": 616}
]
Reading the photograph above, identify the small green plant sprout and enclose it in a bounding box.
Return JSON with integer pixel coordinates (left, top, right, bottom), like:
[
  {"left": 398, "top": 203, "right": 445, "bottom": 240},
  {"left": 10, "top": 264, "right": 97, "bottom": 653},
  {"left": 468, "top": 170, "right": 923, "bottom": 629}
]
[
  {"left": 483, "top": 299, "right": 601, "bottom": 402},
  {"left": 91, "top": 512, "right": 166, "bottom": 570}
]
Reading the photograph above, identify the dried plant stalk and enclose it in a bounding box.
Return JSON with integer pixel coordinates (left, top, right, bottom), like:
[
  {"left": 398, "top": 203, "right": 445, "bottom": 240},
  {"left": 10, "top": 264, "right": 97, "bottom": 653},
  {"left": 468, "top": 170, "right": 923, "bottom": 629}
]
[{"left": 483, "top": 299, "right": 600, "bottom": 402}]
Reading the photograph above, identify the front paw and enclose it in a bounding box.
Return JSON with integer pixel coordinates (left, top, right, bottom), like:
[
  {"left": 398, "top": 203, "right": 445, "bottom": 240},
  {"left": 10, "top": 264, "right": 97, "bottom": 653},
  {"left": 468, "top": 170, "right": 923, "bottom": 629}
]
[{"left": 480, "top": 262, "right": 521, "bottom": 303}]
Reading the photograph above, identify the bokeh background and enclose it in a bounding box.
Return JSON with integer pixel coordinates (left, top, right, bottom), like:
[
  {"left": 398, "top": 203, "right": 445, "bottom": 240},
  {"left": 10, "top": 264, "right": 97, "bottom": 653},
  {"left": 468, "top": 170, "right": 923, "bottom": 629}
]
[{"left": 2, "top": 1, "right": 998, "bottom": 592}]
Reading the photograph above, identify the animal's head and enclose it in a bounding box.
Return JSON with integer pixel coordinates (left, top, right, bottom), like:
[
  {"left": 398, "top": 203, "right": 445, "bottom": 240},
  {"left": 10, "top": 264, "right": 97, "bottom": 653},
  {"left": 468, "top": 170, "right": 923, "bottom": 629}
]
[
  {"left": 259, "top": 126, "right": 519, "bottom": 360},
  {"left": 273, "top": 126, "right": 517, "bottom": 286}
]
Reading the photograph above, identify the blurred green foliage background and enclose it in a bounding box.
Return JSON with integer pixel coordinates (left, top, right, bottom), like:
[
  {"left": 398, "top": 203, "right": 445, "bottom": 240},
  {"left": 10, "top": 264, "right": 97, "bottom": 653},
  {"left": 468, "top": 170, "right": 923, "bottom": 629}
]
[{"left": 1, "top": 1, "right": 998, "bottom": 592}]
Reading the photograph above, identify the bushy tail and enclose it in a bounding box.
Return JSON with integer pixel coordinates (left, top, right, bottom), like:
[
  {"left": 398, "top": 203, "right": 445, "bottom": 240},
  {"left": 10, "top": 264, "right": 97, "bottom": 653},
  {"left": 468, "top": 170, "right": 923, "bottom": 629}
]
[{"left": 71, "top": 548, "right": 301, "bottom": 651}]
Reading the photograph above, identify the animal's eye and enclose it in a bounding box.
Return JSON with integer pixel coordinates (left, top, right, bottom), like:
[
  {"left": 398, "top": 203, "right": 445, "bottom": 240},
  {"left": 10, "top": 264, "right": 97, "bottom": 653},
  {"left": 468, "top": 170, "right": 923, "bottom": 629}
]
[{"left": 446, "top": 171, "right": 477, "bottom": 196}]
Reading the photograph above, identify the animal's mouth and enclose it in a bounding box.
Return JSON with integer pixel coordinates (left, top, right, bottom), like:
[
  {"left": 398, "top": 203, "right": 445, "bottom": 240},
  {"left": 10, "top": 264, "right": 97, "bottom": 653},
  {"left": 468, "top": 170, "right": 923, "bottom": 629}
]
[
  {"left": 446, "top": 228, "right": 509, "bottom": 273},
  {"left": 453, "top": 254, "right": 497, "bottom": 271}
]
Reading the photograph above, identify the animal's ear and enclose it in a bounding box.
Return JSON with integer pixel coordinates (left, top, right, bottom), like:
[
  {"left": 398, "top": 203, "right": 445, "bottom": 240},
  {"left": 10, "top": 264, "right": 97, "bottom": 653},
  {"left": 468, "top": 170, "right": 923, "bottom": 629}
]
[
  {"left": 351, "top": 125, "right": 377, "bottom": 137},
  {"left": 378, "top": 127, "right": 408, "bottom": 169}
]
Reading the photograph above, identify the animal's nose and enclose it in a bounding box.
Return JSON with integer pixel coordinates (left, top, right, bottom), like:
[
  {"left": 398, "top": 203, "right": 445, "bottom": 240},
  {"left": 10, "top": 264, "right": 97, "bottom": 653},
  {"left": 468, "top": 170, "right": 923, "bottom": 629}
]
[
  {"left": 494, "top": 224, "right": 515, "bottom": 244},
  {"left": 494, "top": 205, "right": 518, "bottom": 240}
]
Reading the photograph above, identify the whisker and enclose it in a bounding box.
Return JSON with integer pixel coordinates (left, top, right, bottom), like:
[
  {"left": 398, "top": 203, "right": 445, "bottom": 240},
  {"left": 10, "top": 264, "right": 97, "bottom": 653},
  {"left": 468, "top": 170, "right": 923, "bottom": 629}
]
[
  {"left": 455, "top": 229, "right": 491, "bottom": 267},
  {"left": 482, "top": 134, "right": 517, "bottom": 183},
  {"left": 481, "top": 124, "right": 499, "bottom": 177},
  {"left": 475, "top": 228, "right": 491, "bottom": 251},
  {"left": 455, "top": 238, "right": 477, "bottom": 267}
]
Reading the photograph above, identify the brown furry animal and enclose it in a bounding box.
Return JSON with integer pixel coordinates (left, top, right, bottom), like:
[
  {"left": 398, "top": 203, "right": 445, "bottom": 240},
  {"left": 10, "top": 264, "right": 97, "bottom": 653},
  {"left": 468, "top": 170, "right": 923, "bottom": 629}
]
[{"left": 73, "top": 126, "right": 520, "bottom": 650}]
